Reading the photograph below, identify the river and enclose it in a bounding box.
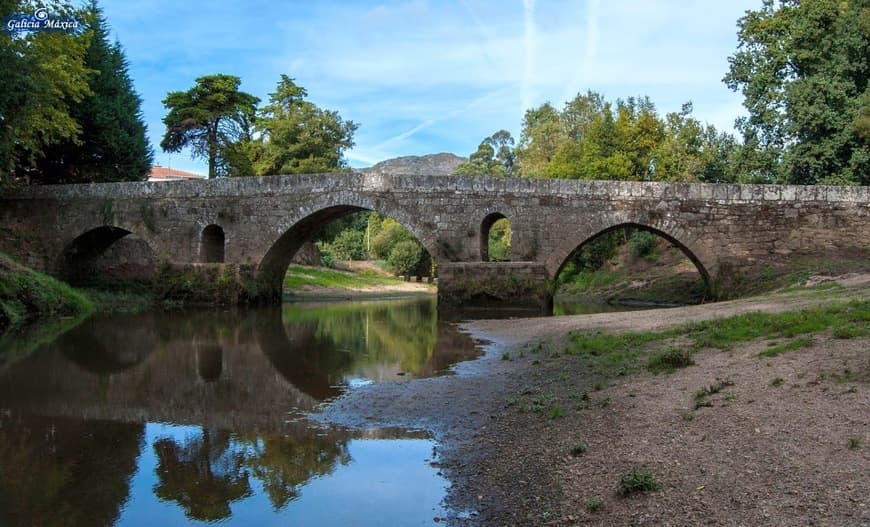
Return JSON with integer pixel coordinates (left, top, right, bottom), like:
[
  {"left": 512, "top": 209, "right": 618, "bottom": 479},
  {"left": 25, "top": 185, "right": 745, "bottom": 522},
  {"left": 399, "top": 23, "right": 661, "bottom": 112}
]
[{"left": 0, "top": 295, "right": 622, "bottom": 526}]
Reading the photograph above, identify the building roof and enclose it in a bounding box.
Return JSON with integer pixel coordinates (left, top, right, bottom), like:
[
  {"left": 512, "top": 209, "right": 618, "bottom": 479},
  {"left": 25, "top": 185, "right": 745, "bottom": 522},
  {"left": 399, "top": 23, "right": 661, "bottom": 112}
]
[{"left": 148, "top": 165, "right": 205, "bottom": 181}]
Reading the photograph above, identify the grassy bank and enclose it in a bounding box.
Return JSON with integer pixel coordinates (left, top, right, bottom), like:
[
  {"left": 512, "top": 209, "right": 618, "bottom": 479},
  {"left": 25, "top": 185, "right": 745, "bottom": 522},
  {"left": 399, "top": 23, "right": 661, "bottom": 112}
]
[
  {"left": 561, "top": 299, "right": 869, "bottom": 382},
  {"left": 0, "top": 253, "right": 94, "bottom": 331},
  {"left": 284, "top": 264, "right": 431, "bottom": 291}
]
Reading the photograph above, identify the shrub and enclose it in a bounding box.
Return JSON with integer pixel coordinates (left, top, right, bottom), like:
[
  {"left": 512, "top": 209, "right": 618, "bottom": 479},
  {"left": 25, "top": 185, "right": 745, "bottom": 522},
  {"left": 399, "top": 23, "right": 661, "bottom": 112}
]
[
  {"left": 584, "top": 496, "right": 604, "bottom": 512},
  {"left": 570, "top": 441, "right": 589, "bottom": 456},
  {"left": 618, "top": 466, "right": 661, "bottom": 496},
  {"left": 330, "top": 229, "right": 366, "bottom": 260},
  {"left": 647, "top": 347, "right": 694, "bottom": 374},
  {"left": 629, "top": 230, "right": 656, "bottom": 258},
  {"left": 387, "top": 240, "right": 423, "bottom": 277},
  {"left": 370, "top": 218, "right": 413, "bottom": 259}
]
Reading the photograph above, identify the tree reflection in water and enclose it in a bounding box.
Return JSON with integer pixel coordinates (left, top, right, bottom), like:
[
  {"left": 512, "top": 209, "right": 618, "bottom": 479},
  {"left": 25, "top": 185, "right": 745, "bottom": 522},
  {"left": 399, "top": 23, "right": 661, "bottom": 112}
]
[{"left": 153, "top": 427, "right": 350, "bottom": 520}]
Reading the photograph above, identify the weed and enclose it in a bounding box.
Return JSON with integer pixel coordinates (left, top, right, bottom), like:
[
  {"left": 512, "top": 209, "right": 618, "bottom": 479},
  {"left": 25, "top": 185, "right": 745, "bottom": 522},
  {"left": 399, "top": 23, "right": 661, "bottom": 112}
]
[
  {"left": 680, "top": 410, "right": 695, "bottom": 421},
  {"left": 848, "top": 438, "right": 861, "bottom": 449},
  {"left": 770, "top": 377, "right": 784, "bottom": 387},
  {"left": 593, "top": 382, "right": 603, "bottom": 391},
  {"left": 584, "top": 496, "right": 604, "bottom": 512},
  {"left": 597, "top": 397, "right": 611, "bottom": 408},
  {"left": 501, "top": 351, "right": 511, "bottom": 361},
  {"left": 694, "top": 378, "right": 734, "bottom": 409},
  {"left": 548, "top": 405, "right": 564, "bottom": 419},
  {"left": 618, "top": 466, "right": 661, "bottom": 496},
  {"left": 833, "top": 326, "right": 868, "bottom": 339},
  {"left": 570, "top": 441, "right": 588, "bottom": 456},
  {"left": 757, "top": 337, "right": 813, "bottom": 358},
  {"left": 647, "top": 347, "right": 694, "bottom": 374}
]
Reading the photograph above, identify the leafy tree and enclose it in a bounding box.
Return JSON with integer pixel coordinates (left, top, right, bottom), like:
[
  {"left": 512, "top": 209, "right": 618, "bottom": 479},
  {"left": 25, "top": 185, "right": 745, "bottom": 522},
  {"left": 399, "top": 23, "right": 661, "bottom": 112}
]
[
  {"left": 252, "top": 75, "right": 357, "bottom": 175},
  {"left": 0, "top": 0, "right": 92, "bottom": 187},
  {"left": 35, "top": 0, "right": 152, "bottom": 184},
  {"left": 161, "top": 74, "right": 259, "bottom": 178},
  {"left": 454, "top": 130, "right": 516, "bottom": 176},
  {"left": 724, "top": 0, "right": 870, "bottom": 185}
]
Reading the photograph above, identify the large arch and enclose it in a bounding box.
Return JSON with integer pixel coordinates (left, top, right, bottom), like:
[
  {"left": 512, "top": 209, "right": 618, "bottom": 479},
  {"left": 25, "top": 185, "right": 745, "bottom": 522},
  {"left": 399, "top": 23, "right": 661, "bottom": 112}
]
[
  {"left": 58, "top": 225, "right": 158, "bottom": 284},
  {"left": 548, "top": 221, "right": 716, "bottom": 287},
  {"left": 256, "top": 201, "right": 438, "bottom": 299},
  {"left": 480, "top": 212, "right": 511, "bottom": 262}
]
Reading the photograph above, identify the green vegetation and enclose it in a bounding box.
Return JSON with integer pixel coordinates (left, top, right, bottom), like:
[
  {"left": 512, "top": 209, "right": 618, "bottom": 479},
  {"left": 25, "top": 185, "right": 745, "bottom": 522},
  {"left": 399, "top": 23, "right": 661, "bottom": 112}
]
[
  {"left": 724, "top": 0, "right": 869, "bottom": 185},
  {"left": 570, "top": 441, "right": 589, "bottom": 457},
  {"left": 646, "top": 347, "right": 694, "bottom": 374},
  {"left": 693, "top": 379, "right": 735, "bottom": 409},
  {"left": 0, "top": 253, "right": 93, "bottom": 331},
  {"left": 849, "top": 438, "right": 862, "bottom": 450},
  {"left": 584, "top": 496, "right": 604, "bottom": 512},
  {"left": 618, "top": 467, "right": 661, "bottom": 496},
  {"left": 284, "top": 265, "right": 430, "bottom": 292},
  {"left": 2, "top": 0, "right": 151, "bottom": 187},
  {"left": 564, "top": 300, "right": 869, "bottom": 382},
  {"left": 757, "top": 337, "right": 814, "bottom": 358}
]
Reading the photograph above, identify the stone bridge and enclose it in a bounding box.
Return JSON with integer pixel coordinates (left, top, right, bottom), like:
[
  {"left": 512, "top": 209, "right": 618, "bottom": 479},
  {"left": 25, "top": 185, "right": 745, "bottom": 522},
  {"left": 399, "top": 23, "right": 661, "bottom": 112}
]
[{"left": 1, "top": 173, "right": 868, "bottom": 310}]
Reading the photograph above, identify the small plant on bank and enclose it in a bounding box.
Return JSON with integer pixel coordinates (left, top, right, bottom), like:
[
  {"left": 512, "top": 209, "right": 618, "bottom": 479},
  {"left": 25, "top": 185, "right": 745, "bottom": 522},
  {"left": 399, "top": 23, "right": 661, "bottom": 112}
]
[
  {"left": 647, "top": 347, "right": 694, "bottom": 374},
  {"left": 548, "top": 405, "right": 564, "bottom": 419},
  {"left": 584, "top": 495, "right": 604, "bottom": 512},
  {"left": 618, "top": 466, "right": 661, "bottom": 496},
  {"left": 570, "top": 441, "right": 589, "bottom": 457},
  {"left": 770, "top": 377, "right": 784, "bottom": 387},
  {"left": 848, "top": 437, "right": 862, "bottom": 449},
  {"left": 501, "top": 351, "right": 511, "bottom": 361},
  {"left": 693, "top": 378, "right": 734, "bottom": 409}
]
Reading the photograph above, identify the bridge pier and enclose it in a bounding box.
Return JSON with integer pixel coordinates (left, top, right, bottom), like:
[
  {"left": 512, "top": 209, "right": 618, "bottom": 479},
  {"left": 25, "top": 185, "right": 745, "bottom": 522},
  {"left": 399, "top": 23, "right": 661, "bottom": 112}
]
[{"left": 436, "top": 262, "right": 552, "bottom": 314}]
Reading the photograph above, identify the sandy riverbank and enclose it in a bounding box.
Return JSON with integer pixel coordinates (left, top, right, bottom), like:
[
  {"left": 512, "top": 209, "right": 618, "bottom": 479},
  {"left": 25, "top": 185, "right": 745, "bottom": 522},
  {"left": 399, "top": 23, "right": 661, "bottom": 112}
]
[{"left": 313, "top": 274, "right": 870, "bottom": 526}]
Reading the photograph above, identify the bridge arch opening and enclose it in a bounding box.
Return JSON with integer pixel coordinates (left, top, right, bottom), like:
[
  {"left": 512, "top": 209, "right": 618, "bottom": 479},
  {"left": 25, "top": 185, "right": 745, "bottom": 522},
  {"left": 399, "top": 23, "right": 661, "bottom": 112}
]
[
  {"left": 257, "top": 206, "right": 434, "bottom": 301},
  {"left": 553, "top": 223, "right": 711, "bottom": 313},
  {"left": 59, "top": 226, "right": 157, "bottom": 285},
  {"left": 481, "top": 213, "right": 511, "bottom": 262},
  {"left": 201, "top": 224, "right": 226, "bottom": 263}
]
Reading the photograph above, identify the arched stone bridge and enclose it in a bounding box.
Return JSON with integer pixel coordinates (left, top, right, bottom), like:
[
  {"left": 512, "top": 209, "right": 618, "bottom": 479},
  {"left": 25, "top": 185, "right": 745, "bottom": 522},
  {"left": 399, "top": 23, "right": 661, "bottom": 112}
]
[{"left": 1, "top": 173, "right": 868, "bottom": 310}]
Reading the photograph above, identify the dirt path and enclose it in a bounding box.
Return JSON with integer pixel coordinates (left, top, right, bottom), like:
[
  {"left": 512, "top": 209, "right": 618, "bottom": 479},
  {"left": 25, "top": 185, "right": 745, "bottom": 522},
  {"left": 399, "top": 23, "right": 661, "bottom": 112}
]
[{"left": 313, "top": 275, "right": 870, "bottom": 526}]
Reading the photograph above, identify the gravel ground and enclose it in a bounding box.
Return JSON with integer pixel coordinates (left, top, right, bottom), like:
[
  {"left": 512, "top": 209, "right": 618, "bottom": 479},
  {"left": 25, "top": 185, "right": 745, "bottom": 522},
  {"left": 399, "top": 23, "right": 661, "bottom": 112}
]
[{"left": 313, "top": 275, "right": 870, "bottom": 526}]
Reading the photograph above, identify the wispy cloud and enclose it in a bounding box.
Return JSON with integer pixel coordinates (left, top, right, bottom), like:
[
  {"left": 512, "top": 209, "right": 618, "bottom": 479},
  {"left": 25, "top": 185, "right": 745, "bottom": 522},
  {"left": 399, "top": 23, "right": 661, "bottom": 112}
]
[{"left": 100, "top": 0, "right": 761, "bottom": 171}]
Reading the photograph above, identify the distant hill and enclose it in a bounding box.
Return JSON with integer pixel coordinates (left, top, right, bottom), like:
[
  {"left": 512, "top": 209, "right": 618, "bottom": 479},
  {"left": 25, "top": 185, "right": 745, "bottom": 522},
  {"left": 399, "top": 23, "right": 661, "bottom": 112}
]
[{"left": 360, "top": 153, "right": 466, "bottom": 176}]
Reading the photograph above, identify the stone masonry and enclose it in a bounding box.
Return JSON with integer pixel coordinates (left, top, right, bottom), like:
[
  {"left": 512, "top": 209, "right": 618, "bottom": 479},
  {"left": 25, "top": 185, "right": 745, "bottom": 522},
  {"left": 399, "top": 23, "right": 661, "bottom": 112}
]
[{"left": 1, "top": 173, "right": 868, "bottom": 310}]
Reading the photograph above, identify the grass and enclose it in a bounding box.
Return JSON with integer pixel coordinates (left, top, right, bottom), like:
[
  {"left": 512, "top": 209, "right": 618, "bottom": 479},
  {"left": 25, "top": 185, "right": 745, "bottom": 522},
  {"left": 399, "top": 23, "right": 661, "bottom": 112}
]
[
  {"left": 848, "top": 438, "right": 862, "bottom": 449},
  {"left": 284, "top": 264, "right": 425, "bottom": 291},
  {"left": 584, "top": 496, "right": 604, "bottom": 512},
  {"left": 693, "top": 379, "right": 735, "bottom": 409},
  {"left": 563, "top": 300, "right": 869, "bottom": 383},
  {"left": 618, "top": 466, "right": 661, "bottom": 496},
  {"left": 0, "top": 253, "right": 94, "bottom": 331},
  {"left": 647, "top": 347, "right": 694, "bottom": 374},
  {"left": 757, "top": 337, "right": 814, "bottom": 358},
  {"left": 570, "top": 441, "right": 589, "bottom": 456}
]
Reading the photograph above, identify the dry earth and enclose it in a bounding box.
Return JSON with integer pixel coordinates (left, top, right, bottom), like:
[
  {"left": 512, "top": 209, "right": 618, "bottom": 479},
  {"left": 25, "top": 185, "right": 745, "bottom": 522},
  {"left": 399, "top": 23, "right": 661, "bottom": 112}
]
[{"left": 313, "top": 275, "right": 870, "bottom": 526}]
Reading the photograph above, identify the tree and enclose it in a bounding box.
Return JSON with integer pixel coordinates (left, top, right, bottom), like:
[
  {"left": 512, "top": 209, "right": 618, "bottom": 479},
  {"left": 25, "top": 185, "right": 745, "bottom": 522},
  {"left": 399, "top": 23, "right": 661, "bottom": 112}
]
[
  {"left": 35, "top": 0, "right": 152, "bottom": 184},
  {"left": 724, "top": 0, "right": 870, "bottom": 185},
  {"left": 0, "top": 0, "right": 92, "bottom": 187},
  {"left": 161, "top": 74, "right": 259, "bottom": 178},
  {"left": 252, "top": 75, "right": 357, "bottom": 175},
  {"left": 453, "top": 130, "right": 516, "bottom": 177}
]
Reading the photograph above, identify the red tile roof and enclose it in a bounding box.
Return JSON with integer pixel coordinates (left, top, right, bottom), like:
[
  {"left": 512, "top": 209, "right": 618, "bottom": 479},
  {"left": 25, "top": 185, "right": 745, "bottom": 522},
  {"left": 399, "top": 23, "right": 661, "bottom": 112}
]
[{"left": 149, "top": 165, "right": 205, "bottom": 181}]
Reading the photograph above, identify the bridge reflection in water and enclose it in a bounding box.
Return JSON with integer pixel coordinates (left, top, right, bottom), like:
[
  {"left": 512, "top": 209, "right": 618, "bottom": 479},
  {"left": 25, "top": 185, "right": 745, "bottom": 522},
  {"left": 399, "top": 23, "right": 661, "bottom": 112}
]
[{"left": 0, "top": 297, "right": 479, "bottom": 526}]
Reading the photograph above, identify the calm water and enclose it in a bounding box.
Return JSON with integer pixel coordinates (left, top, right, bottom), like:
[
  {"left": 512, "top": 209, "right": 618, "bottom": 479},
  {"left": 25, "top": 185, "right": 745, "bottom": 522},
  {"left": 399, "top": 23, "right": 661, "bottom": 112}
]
[{"left": 0, "top": 297, "right": 481, "bottom": 526}]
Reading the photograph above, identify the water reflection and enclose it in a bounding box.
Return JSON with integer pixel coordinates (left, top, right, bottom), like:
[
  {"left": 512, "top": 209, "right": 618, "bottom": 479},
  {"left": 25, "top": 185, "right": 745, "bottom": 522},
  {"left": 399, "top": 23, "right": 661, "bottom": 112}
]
[{"left": 0, "top": 297, "right": 471, "bottom": 526}]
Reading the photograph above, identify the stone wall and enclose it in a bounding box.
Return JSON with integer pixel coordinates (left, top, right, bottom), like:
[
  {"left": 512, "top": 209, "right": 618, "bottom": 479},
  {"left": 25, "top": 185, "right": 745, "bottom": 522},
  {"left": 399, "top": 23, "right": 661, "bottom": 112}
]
[{"left": 1, "top": 174, "right": 868, "bottom": 308}]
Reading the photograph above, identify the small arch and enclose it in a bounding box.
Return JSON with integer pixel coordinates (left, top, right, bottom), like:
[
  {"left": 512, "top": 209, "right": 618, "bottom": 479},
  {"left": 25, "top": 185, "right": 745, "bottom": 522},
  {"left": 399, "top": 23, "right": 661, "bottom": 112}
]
[
  {"left": 201, "top": 224, "right": 225, "bottom": 263},
  {"left": 480, "top": 212, "right": 512, "bottom": 262}
]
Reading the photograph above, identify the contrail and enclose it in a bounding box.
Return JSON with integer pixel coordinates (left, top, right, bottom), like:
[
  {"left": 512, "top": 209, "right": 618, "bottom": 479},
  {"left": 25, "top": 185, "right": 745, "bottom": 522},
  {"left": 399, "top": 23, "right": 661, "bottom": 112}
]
[{"left": 522, "top": 0, "right": 536, "bottom": 116}]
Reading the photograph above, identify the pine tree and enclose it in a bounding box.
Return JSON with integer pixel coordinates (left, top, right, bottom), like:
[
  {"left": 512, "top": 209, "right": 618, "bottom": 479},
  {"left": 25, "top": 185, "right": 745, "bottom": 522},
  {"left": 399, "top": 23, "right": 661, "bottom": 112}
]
[{"left": 36, "top": 0, "right": 152, "bottom": 183}]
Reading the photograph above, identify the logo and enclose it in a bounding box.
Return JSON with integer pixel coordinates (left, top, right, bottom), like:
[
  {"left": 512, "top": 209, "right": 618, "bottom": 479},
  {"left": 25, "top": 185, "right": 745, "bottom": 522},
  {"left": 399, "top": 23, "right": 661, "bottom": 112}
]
[{"left": 4, "top": 7, "right": 82, "bottom": 34}]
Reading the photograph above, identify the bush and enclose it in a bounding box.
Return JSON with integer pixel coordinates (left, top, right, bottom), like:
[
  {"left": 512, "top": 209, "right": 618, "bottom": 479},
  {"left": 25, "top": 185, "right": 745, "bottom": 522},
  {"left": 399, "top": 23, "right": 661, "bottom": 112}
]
[
  {"left": 618, "top": 466, "right": 661, "bottom": 496},
  {"left": 370, "top": 218, "right": 413, "bottom": 259},
  {"left": 387, "top": 240, "right": 423, "bottom": 277},
  {"left": 330, "top": 229, "right": 366, "bottom": 260},
  {"left": 316, "top": 242, "right": 336, "bottom": 268},
  {"left": 629, "top": 230, "right": 656, "bottom": 258},
  {"left": 646, "top": 347, "right": 694, "bottom": 374}
]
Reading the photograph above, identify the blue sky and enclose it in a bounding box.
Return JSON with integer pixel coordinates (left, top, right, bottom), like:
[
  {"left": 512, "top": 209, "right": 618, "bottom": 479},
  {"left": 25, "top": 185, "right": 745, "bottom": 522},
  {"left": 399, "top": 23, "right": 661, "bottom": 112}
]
[{"left": 99, "top": 0, "right": 761, "bottom": 174}]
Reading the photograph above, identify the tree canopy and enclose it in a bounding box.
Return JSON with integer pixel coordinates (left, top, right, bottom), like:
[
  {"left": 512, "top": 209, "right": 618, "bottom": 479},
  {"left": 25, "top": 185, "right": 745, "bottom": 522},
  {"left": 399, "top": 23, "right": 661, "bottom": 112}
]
[
  {"left": 724, "top": 0, "right": 870, "bottom": 185},
  {"left": 161, "top": 74, "right": 259, "bottom": 179}
]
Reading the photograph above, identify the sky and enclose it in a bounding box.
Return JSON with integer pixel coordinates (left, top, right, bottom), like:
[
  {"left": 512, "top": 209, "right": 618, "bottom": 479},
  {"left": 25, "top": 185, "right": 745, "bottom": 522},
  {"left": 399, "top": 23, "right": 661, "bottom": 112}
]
[{"left": 99, "top": 0, "right": 762, "bottom": 174}]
